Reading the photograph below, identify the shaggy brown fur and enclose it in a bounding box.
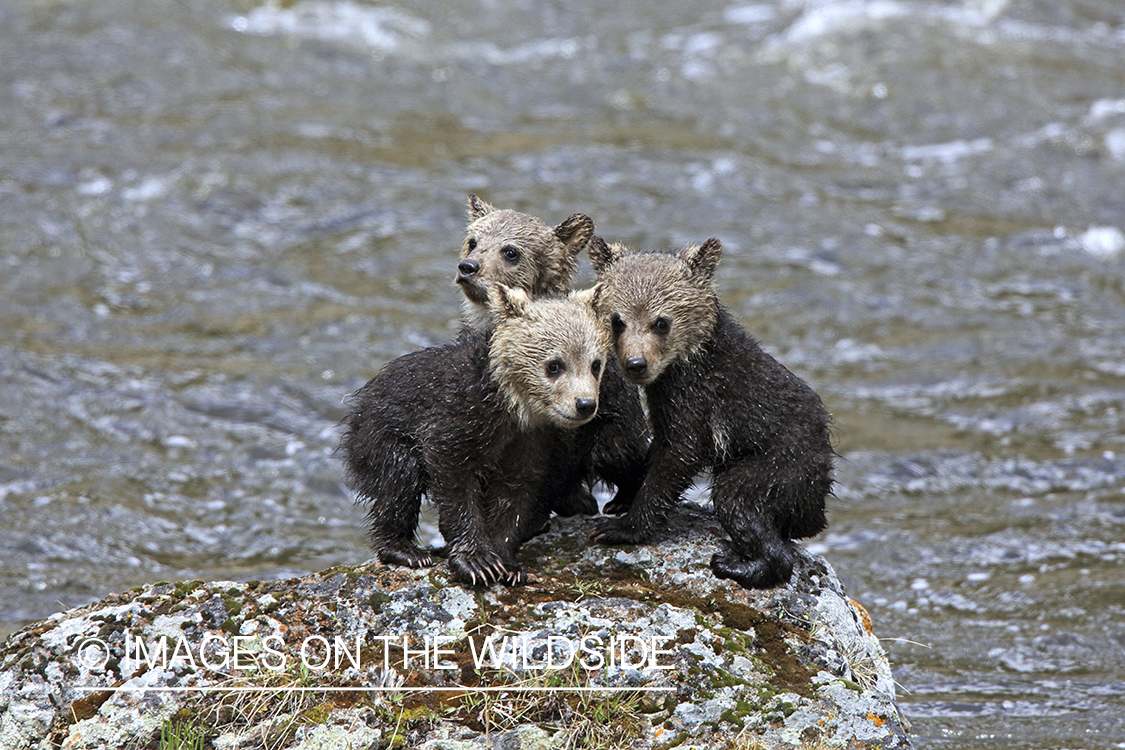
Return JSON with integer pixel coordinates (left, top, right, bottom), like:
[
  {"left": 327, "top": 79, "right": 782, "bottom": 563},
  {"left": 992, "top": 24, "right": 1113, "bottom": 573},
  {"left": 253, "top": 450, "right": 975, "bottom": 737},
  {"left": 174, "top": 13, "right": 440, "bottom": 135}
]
[
  {"left": 591, "top": 239, "right": 720, "bottom": 387},
  {"left": 340, "top": 286, "right": 608, "bottom": 586},
  {"left": 489, "top": 286, "right": 609, "bottom": 430},
  {"left": 456, "top": 194, "right": 593, "bottom": 332},
  {"left": 589, "top": 237, "right": 834, "bottom": 589}
]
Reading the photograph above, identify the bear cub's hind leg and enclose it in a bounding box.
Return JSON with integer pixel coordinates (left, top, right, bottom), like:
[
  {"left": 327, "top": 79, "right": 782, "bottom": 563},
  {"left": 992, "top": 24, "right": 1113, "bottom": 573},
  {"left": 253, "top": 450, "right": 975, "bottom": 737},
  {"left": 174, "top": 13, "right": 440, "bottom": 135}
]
[
  {"left": 360, "top": 444, "right": 434, "bottom": 570},
  {"left": 708, "top": 465, "right": 801, "bottom": 589}
]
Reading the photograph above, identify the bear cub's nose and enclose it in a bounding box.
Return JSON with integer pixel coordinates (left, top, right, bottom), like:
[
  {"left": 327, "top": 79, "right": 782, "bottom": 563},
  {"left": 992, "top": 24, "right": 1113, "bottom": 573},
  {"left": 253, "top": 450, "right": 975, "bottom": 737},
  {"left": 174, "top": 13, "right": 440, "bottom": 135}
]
[
  {"left": 575, "top": 398, "right": 597, "bottom": 418},
  {"left": 457, "top": 259, "right": 480, "bottom": 278},
  {"left": 625, "top": 357, "right": 648, "bottom": 376}
]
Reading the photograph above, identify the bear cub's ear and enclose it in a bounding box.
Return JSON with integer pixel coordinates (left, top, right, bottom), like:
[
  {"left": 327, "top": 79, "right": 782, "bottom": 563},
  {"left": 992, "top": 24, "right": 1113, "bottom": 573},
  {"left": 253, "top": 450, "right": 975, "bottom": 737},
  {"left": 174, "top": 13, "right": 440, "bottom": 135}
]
[
  {"left": 679, "top": 237, "right": 723, "bottom": 280},
  {"left": 489, "top": 284, "right": 531, "bottom": 320},
  {"left": 587, "top": 235, "right": 624, "bottom": 275},
  {"left": 467, "top": 194, "right": 496, "bottom": 222},
  {"left": 554, "top": 213, "right": 595, "bottom": 256},
  {"left": 570, "top": 283, "right": 602, "bottom": 311}
]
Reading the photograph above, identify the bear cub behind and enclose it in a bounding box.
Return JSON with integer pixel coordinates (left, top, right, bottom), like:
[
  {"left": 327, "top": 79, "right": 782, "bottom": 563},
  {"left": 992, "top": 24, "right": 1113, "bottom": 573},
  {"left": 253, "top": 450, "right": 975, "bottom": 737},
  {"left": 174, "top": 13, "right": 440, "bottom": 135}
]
[
  {"left": 340, "top": 285, "right": 609, "bottom": 586},
  {"left": 455, "top": 194, "right": 591, "bottom": 333},
  {"left": 589, "top": 237, "right": 834, "bottom": 589}
]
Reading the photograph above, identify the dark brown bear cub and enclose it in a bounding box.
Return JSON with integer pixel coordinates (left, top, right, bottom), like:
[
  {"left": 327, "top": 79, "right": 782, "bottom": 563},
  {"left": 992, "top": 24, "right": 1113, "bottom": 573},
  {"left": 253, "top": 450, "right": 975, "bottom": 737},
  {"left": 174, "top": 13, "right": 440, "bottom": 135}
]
[
  {"left": 340, "top": 286, "right": 609, "bottom": 586},
  {"left": 589, "top": 237, "right": 834, "bottom": 589}
]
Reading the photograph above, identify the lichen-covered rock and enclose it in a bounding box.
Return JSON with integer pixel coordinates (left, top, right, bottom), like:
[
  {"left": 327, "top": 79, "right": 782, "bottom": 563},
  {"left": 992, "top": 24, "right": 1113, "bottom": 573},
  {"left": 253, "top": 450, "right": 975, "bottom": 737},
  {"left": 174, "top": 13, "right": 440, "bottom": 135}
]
[{"left": 0, "top": 503, "right": 911, "bottom": 749}]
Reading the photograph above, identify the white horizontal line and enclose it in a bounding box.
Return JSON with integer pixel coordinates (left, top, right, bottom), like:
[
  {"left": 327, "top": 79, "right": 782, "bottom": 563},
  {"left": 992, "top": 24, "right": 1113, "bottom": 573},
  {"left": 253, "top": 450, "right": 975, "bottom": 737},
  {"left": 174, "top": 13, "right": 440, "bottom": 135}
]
[{"left": 73, "top": 685, "right": 671, "bottom": 693}]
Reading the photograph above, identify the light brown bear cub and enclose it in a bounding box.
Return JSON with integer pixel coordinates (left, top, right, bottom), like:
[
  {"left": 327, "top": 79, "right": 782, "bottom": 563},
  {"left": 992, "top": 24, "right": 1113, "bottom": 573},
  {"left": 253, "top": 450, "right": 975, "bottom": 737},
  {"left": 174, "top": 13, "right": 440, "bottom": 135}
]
[
  {"left": 454, "top": 195, "right": 649, "bottom": 517},
  {"left": 456, "top": 194, "right": 592, "bottom": 332},
  {"left": 589, "top": 237, "right": 834, "bottom": 590},
  {"left": 340, "top": 286, "right": 608, "bottom": 586}
]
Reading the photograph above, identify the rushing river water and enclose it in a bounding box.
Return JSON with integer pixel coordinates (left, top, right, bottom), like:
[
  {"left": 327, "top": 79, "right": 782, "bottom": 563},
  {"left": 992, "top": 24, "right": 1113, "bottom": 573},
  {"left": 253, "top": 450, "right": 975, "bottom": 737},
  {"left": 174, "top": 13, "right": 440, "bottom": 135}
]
[{"left": 2, "top": 0, "right": 1124, "bottom": 746}]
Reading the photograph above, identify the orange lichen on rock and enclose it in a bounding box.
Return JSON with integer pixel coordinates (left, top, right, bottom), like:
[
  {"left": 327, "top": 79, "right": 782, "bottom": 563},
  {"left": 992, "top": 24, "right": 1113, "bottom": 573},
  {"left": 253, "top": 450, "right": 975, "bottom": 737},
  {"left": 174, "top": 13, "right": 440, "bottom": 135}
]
[{"left": 851, "top": 598, "right": 873, "bottom": 634}]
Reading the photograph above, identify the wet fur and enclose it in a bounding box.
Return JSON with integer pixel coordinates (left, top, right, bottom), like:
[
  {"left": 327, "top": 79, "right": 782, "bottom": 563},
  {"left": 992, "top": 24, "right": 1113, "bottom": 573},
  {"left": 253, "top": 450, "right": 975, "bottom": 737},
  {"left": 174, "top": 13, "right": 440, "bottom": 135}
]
[
  {"left": 340, "top": 288, "right": 608, "bottom": 586},
  {"left": 590, "top": 238, "right": 834, "bottom": 589}
]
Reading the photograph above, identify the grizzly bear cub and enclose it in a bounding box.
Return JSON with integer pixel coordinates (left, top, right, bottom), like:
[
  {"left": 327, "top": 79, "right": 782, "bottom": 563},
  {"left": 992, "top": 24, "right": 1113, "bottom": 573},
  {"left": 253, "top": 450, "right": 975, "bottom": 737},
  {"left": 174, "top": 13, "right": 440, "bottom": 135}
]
[
  {"left": 589, "top": 237, "right": 834, "bottom": 589},
  {"left": 340, "top": 285, "right": 609, "bottom": 586},
  {"left": 454, "top": 194, "right": 649, "bottom": 517}
]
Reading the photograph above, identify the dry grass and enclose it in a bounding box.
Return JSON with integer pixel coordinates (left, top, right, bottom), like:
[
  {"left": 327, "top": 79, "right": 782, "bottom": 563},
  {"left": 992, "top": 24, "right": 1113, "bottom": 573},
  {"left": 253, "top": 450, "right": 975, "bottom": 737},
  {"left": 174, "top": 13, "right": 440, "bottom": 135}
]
[{"left": 459, "top": 660, "right": 645, "bottom": 750}]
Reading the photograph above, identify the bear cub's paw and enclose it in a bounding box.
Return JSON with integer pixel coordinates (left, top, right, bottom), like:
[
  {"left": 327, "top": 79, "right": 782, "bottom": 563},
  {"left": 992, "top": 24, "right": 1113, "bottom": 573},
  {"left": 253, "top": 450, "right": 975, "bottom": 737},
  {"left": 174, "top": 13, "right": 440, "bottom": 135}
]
[
  {"left": 449, "top": 546, "right": 514, "bottom": 587},
  {"left": 601, "top": 490, "right": 634, "bottom": 516},
  {"left": 589, "top": 515, "right": 651, "bottom": 545},
  {"left": 504, "top": 565, "right": 529, "bottom": 587},
  {"left": 377, "top": 545, "right": 433, "bottom": 570},
  {"left": 710, "top": 542, "right": 794, "bottom": 590},
  {"left": 550, "top": 486, "right": 599, "bottom": 518}
]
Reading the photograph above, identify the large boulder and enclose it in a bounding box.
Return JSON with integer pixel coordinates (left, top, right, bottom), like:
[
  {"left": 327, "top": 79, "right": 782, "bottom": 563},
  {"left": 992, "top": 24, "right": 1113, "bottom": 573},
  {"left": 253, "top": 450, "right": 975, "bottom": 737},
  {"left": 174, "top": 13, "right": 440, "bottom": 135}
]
[{"left": 0, "top": 504, "right": 911, "bottom": 749}]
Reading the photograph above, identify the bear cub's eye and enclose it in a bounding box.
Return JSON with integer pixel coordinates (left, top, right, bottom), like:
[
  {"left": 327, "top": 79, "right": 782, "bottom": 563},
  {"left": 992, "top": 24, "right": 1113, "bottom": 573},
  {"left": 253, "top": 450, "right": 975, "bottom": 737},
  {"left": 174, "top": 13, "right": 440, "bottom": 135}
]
[
  {"left": 501, "top": 245, "right": 521, "bottom": 263},
  {"left": 591, "top": 359, "right": 602, "bottom": 377},
  {"left": 610, "top": 314, "right": 626, "bottom": 337},
  {"left": 545, "top": 359, "right": 565, "bottom": 377},
  {"left": 467, "top": 238, "right": 477, "bottom": 251},
  {"left": 653, "top": 317, "right": 670, "bottom": 335}
]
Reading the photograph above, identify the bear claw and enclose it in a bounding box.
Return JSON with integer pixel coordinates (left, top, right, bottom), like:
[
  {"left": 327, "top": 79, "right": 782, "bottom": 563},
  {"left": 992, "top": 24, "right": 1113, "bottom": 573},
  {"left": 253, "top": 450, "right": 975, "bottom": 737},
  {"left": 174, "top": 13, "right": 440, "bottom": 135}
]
[
  {"left": 504, "top": 565, "right": 529, "bottom": 586},
  {"left": 449, "top": 550, "right": 510, "bottom": 587},
  {"left": 601, "top": 492, "right": 634, "bottom": 515},
  {"left": 589, "top": 516, "right": 649, "bottom": 545},
  {"left": 377, "top": 545, "right": 434, "bottom": 569}
]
